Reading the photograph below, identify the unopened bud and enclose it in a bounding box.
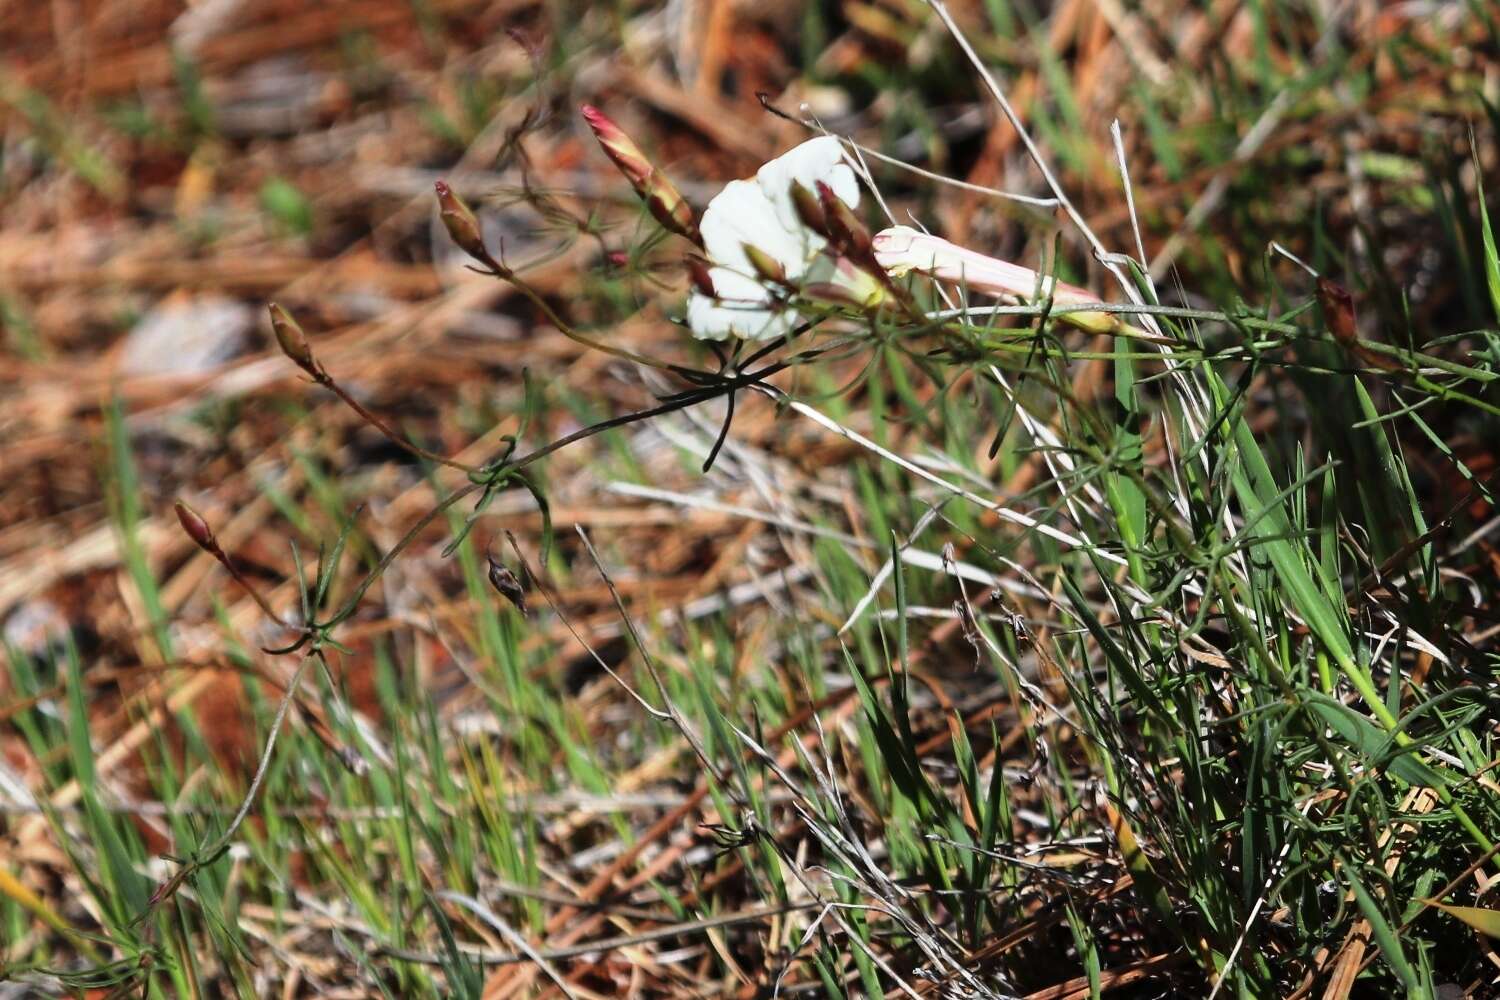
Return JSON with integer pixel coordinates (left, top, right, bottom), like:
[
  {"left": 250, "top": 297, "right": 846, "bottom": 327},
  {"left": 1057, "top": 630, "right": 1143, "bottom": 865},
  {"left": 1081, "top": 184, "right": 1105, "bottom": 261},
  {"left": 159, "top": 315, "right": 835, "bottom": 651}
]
[
  {"left": 1316, "top": 275, "right": 1400, "bottom": 370},
  {"left": 435, "top": 181, "right": 492, "bottom": 266},
  {"left": 789, "top": 181, "right": 829, "bottom": 238},
  {"left": 647, "top": 188, "right": 697, "bottom": 244},
  {"left": 605, "top": 250, "right": 630, "bottom": 270},
  {"left": 580, "top": 105, "right": 650, "bottom": 186},
  {"left": 1316, "top": 276, "right": 1357, "bottom": 346},
  {"left": 686, "top": 256, "right": 717, "bottom": 297},
  {"left": 487, "top": 556, "right": 528, "bottom": 616},
  {"left": 268, "top": 303, "right": 317, "bottom": 374},
  {"left": 742, "top": 244, "right": 788, "bottom": 285},
  {"left": 816, "top": 181, "right": 871, "bottom": 259},
  {"left": 175, "top": 500, "right": 217, "bottom": 553},
  {"left": 581, "top": 104, "right": 698, "bottom": 243}
]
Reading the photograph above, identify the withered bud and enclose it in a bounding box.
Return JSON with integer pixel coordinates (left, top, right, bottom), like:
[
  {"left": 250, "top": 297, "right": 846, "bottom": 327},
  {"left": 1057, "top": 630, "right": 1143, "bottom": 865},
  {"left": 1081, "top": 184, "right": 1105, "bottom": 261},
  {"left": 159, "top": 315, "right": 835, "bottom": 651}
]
[
  {"left": 174, "top": 500, "right": 217, "bottom": 553},
  {"left": 434, "top": 180, "right": 493, "bottom": 266},
  {"left": 685, "top": 255, "right": 717, "bottom": 297},
  {"left": 580, "top": 104, "right": 699, "bottom": 244},
  {"left": 742, "top": 243, "right": 788, "bottom": 285},
  {"left": 1316, "top": 276, "right": 1357, "bottom": 346},
  {"left": 487, "top": 556, "right": 528, "bottom": 616},
  {"left": 816, "top": 181, "right": 871, "bottom": 259},
  {"left": 789, "top": 181, "right": 829, "bottom": 238},
  {"left": 268, "top": 303, "right": 317, "bottom": 375}
]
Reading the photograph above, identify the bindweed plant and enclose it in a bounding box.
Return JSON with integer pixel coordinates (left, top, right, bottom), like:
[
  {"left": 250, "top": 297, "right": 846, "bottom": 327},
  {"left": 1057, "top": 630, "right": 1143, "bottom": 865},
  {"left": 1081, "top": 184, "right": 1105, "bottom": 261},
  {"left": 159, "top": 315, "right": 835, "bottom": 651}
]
[
  {"left": 14, "top": 8, "right": 1500, "bottom": 997},
  {"left": 151, "top": 80, "right": 1500, "bottom": 993}
]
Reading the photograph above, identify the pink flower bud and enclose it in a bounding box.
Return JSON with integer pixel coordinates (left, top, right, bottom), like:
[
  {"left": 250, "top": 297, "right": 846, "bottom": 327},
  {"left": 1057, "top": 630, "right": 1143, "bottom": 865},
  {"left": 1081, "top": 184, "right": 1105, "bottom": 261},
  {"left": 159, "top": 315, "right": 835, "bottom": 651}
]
[
  {"left": 581, "top": 104, "right": 698, "bottom": 243},
  {"left": 647, "top": 188, "right": 698, "bottom": 244},
  {"left": 487, "top": 556, "right": 528, "bottom": 616},
  {"left": 1316, "top": 276, "right": 1357, "bottom": 346},
  {"left": 580, "top": 105, "right": 651, "bottom": 186},
  {"left": 1316, "top": 275, "right": 1399, "bottom": 370}
]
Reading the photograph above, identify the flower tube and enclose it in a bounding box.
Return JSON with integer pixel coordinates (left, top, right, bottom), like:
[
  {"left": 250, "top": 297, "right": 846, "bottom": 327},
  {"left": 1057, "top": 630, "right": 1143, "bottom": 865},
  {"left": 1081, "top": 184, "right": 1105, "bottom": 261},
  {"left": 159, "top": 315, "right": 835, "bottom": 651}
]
[{"left": 873, "top": 225, "right": 1115, "bottom": 334}]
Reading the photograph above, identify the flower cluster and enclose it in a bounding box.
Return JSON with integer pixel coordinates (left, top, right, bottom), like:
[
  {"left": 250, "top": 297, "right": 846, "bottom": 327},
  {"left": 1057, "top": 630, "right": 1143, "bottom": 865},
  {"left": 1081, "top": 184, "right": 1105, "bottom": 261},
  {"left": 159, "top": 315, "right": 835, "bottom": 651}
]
[
  {"left": 575, "top": 106, "right": 1115, "bottom": 342},
  {"left": 687, "top": 136, "right": 882, "bottom": 341}
]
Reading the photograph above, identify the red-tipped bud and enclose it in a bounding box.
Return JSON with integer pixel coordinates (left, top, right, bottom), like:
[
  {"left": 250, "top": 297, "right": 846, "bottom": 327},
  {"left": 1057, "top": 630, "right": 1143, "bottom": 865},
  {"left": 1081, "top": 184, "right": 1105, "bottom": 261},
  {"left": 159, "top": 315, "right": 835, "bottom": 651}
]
[
  {"left": 581, "top": 104, "right": 698, "bottom": 243},
  {"left": 268, "top": 303, "right": 317, "bottom": 374},
  {"left": 435, "top": 181, "right": 492, "bottom": 266},
  {"left": 580, "top": 105, "right": 651, "bottom": 187},
  {"left": 1316, "top": 275, "right": 1400, "bottom": 371},
  {"left": 1316, "top": 276, "right": 1357, "bottom": 346},
  {"left": 175, "top": 500, "right": 217, "bottom": 553},
  {"left": 742, "top": 244, "right": 788, "bottom": 285},
  {"left": 685, "top": 255, "right": 717, "bottom": 297},
  {"left": 816, "top": 180, "right": 871, "bottom": 259},
  {"left": 789, "top": 181, "right": 829, "bottom": 238},
  {"left": 605, "top": 250, "right": 630, "bottom": 270}
]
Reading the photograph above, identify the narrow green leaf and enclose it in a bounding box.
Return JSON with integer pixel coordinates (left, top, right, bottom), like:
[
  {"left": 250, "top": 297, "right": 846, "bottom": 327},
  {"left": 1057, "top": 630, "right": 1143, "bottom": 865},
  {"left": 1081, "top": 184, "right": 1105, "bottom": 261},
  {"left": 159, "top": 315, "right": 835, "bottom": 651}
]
[
  {"left": 1343, "top": 862, "right": 1419, "bottom": 995},
  {"left": 1430, "top": 901, "right": 1500, "bottom": 938},
  {"left": 1305, "top": 695, "right": 1445, "bottom": 788},
  {"left": 1473, "top": 140, "right": 1500, "bottom": 324}
]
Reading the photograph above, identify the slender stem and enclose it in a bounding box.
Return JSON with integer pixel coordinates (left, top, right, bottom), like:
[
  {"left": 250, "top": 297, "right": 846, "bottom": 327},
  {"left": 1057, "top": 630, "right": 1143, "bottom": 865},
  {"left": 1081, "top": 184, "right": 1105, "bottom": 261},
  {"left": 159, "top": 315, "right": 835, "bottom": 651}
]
[
  {"left": 183, "top": 652, "right": 314, "bottom": 871},
  {"left": 207, "top": 542, "right": 291, "bottom": 629},
  {"left": 320, "top": 355, "right": 800, "bottom": 631},
  {"left": 937, "top": 302, "right": 1498, "bottom": 381},
  {"left": 502, "top": 357, "right": 795, "bottom": 475},
  {"left": 479, "top": 264, "right": 680, "bottom": 373},
  {"left": 306, "top": 253, "right": 703, "bottom": 480},
  {"left": 323, "top": 480, "right": 484, "bottom": 628},
  {"left": 316, "top": 371, "right": 482, "bottom": 474},
  {"left": 227, "top": 565, "right": 289, "bottom": 626}
]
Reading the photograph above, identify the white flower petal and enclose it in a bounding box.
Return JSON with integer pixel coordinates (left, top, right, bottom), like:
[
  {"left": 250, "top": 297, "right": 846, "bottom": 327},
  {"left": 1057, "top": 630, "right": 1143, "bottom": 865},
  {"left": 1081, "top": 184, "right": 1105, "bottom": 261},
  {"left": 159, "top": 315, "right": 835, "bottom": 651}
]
[
  {"left": 699, "top": 180, "right": 806, "bottom": 278},
  {"left": 686, "top": 294, "right": 750, "bottom": 341},
  {"left": 755, "top": 135, "right": 859, "bottom": 237},
  {"left": 687, "top": 267, "right": 794, "bottom": 341},
  {"left": 707, "top": 266, "right": 772, "bottom": 306},
  {"left": 687, "top": 295, "right": 796, "bottom": 341}
]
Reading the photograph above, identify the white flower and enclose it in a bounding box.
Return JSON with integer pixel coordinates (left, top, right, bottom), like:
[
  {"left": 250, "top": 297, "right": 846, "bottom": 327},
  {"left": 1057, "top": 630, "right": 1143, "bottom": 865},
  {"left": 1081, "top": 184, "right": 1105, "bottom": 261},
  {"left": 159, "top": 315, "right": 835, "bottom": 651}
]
[
  {"left": 687, "top": 136, "right": 867, "bottom": 341},
  {"left": 873, "top": 225, "right": 1116, "bottom": 334}
]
